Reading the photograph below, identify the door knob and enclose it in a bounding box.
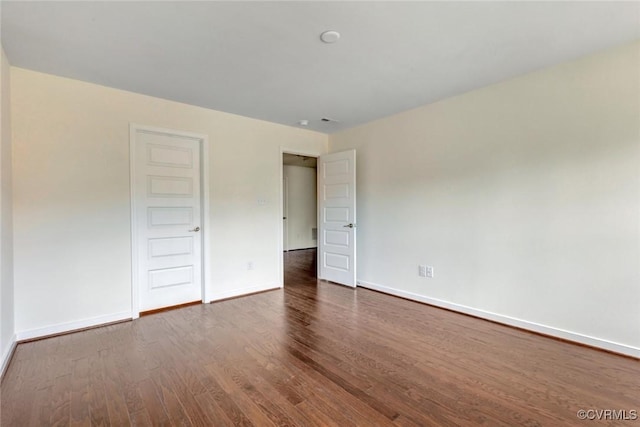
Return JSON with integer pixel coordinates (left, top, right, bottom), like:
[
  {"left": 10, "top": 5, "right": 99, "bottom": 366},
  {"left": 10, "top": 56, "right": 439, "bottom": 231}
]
[
  {"left": 189, "top": 226, "right": 201, "bottom": 232},
  {"left": 343, "top": 223, "right": 356, "bottom": 228}
]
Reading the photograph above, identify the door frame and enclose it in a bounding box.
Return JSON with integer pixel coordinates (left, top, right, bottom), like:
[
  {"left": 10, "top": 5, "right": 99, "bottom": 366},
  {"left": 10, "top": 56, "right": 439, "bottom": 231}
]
[
  {"left": 129, "top": 123, "right": 211, "bottom": 319},
  {"left": 283, "top": 176, "right": 289, "bottom": 252},
  {"left": 279, "top": 147, "right": 322, "bottom": 286}
]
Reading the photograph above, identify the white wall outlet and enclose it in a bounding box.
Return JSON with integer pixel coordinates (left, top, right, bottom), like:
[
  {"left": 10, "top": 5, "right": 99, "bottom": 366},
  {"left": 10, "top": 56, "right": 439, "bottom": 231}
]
[
  {"left": 419, "top": 265, "right": 433, "bottom": 278},
  {"left": 247, "top": 261, "right": 254, "bottom": 270},
  {"left": 418, "top": 265, "right": 427, "bottom": 277}
]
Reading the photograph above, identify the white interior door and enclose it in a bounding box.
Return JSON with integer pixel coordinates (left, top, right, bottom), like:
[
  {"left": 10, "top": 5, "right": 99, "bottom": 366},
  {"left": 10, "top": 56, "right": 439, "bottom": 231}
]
[
  {"left": 318, "top": 149, "right": 356, "bottom": 287},
  {"left": 133, "top": 128, "right": 203, "bottom": 312}
]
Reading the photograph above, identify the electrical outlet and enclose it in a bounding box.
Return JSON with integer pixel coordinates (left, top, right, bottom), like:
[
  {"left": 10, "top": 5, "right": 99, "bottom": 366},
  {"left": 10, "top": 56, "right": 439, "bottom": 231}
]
[
  {"left": 247, "top": 261, "right": 254, "bottom": 270},
  {"left": 419, "top": 265, "right": 434, "bottom": 278},
  {"left": 418, "top": 265, "right": 427, "bottom": 277}
]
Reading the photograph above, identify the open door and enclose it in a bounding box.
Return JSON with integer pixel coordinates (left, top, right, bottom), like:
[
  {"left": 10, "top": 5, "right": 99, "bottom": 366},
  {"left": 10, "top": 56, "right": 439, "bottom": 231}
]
[{"left": 318, "top": 149, "right": 356, "bottom": 287}]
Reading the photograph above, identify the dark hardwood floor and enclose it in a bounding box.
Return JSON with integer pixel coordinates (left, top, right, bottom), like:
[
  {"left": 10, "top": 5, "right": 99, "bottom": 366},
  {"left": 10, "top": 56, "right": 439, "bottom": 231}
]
[{"left": 2, "top": 248, "right": 638, "bottom": 426}]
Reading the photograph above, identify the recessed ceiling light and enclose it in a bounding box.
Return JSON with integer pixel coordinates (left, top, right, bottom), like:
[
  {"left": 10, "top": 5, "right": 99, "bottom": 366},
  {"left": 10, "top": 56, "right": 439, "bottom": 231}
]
[
  {"left": 320, "top": 30, "right": 340, "bottom": 44},
  {"left": 298, "top": 119, "right": 309, "bottom": 126}
]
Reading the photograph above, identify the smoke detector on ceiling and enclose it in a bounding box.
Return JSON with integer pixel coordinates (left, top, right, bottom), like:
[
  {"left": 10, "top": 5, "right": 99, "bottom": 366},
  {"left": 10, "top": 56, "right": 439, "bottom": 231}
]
[{"left": 320, "top": 30, "right": 340, "bottom": 44}]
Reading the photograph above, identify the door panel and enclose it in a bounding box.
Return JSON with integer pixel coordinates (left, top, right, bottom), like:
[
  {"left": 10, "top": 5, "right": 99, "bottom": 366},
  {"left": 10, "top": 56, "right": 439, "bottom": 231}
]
[
  {"left": 318, "top": 149, "right": 356, "bottom": 287},
  {"left": 133, "top": 129, "right": 203, "bottom": 312},
  {"left": 148, "top": 207, "right": 193, "bottom": 227},
  {"left": 147, "top": 176, "right": 193, "bottom": 197},
  {"left": 148, "top": 266, "right": 194, "bottom": 289},
  {"left": 148, "top": 237, "right": 193, "bottom": 258}
]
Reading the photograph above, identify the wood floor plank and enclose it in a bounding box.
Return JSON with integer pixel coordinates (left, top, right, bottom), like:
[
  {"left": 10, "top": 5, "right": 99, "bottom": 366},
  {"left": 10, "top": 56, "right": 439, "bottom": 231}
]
[
  {"left": 200, "top": 376, "right": 254, "bottom": 427},
  {"left": 205, "top": 361, "right": 277, "bottom": 427},
  {"left": 69, "top": 357, "right": 91, "bottom": 427},
  {"left": 86, "top": 353, "right": 110, "bottom": 427},
  {"left": 151, "top": 368, "right": 193, "bottom": 427},
  {"left": 27, "top": 385, "right": 54, "bottom": 427},
  {"left": 99, "top": 348, "right": 132, "bottom": 426},
  {"left": 48, "top": 373, "right": 71, "bottom": 426},
  {"left": 136, "top": 378, "right": 172, "bottom": 426},
  {"left": 158, "top": 366, "right": 214, "bottom": 427},
  {"left": 128, "top": 410, "right": 153, "bottom": 427},
  {"left": 2, "top": 248, "right": 639, "bottom": 426},
  {"left": 193, "top": 391, "right": 235, "bottom": 427}
]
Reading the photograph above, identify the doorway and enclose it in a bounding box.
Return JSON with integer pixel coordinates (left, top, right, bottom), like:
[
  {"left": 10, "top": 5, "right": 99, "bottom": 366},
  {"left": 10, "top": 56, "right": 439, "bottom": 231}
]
[
  {"left": 279, "top": 149, "right": 357, "bottom": 288},
  {"left": 282, "top": 153, "right": 318, "bottom": 284}
]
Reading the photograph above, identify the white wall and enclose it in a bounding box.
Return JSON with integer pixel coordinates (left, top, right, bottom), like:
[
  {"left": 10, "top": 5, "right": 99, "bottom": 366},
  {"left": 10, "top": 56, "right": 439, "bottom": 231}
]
[
  {"left": 11, "top": 68, "right": 327, "bottom": 337},
  {"left": 0, "top": 46, "right": 16, "bottom": 372},
  {"left": 283, "top": 165, "right": 317, "bottom": 250},
  {"left": 330, "top": 41, "right": 640, "bottom": 356}
]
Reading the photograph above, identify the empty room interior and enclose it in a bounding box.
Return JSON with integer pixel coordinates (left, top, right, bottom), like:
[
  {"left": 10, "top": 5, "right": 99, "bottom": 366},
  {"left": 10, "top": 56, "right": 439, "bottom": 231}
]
[{"left": 0, "top": 1, "right": 639, "bottom": 426}]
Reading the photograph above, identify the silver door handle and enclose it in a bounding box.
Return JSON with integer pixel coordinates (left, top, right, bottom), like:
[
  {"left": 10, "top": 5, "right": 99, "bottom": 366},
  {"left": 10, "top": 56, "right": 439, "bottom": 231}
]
[
  {"left": 343, "top": 223, "right": 356, "bottom": 228},
  {"left": 189, "top": 226, "right": 200, "bottom": 232}
]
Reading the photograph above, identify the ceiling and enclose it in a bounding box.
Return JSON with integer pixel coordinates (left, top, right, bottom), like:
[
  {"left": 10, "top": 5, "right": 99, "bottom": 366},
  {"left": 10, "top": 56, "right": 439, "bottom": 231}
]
[{"left": 2, "top": 1, "right": 639, "bottom": 134}]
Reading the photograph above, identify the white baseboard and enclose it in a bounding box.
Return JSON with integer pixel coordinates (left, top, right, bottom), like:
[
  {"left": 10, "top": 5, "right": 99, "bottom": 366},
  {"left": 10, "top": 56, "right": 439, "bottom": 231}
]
[
  {"left": 1, "top": 334, "right": 17, "bottom": 379},
  {"left": 209, "top": 283, "right": 281, "bottom": 302},
  {"left": 16, "top": 311, "right": 132, "bottom": 342},
  {"left": 357, "top": 280, "right": 640, "bottom": 359}
]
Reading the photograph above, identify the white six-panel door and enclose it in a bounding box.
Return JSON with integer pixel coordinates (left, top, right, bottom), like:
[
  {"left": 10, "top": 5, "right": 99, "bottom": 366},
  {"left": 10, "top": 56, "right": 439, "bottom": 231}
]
[
  {"left": 318, "top": 149, "right": 356, "bottom": 287},
  {"left": 132, "top": 127, "right": 204, "bottom": 312}
]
